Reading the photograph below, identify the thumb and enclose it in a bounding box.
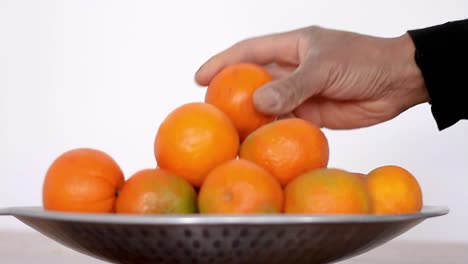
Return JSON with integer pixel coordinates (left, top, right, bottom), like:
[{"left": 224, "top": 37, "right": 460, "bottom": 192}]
[{"left": 253, "top": 66, "right": 319, "bottom": 115}]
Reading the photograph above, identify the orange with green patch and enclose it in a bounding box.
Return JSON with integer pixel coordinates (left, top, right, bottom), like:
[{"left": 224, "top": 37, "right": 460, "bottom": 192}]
[{"left": 115, "top": 168, "right": 197, "bottom": 214}]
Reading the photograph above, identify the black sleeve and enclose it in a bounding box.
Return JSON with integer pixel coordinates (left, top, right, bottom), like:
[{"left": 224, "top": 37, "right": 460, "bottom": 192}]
[{"left": 407, "top": 19, "right": 468, "bottom": 130}]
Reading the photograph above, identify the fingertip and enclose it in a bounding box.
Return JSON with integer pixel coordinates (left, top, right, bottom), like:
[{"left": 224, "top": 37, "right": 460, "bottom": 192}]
[
  {"left": 194, "top": 57, "right": 224, "bottom": 86},
  {"left": 194, "top": 67, "right": 210, "bottom": 86}
]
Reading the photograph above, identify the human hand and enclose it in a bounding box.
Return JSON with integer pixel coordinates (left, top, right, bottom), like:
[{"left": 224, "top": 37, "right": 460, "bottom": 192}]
[{"left": 195, "top": 26, "right": 429, "bottom": 129}]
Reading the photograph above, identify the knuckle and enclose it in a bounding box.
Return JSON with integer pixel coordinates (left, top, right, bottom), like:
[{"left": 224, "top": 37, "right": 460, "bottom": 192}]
[
  {"left": 232, "top": 36, "right": 258, "bottom": 52},
  {"left": 298, "top": 25, "right": 324, "bottom": 56},
  {"left": 232, "top": 37, "right": 259, "bottom": 60},
  {"left": 233, "top": 39, "right": 249, "bottom": 51},
  {"left": 303, "top": 25, "right": 323, "bottom": 39},
  {"left": 285, "top": 73, "right": 307, "bottom": 107},
  {"left": 293, "top": 72, "right": 308, "bottom": 100},
  {"left": 306, "top": 25, "right": 322, "bottom": 33}
]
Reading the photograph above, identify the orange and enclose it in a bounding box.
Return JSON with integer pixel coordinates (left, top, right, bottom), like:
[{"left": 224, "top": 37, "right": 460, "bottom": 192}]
[
  {"left": 198, "top": 159, "right": 284, "bottom": 214},
  {"left": 42, "top": 148, "right": 125, "bottom": 213},
  {"left": 205, "top": 63, "right": 275, "bottom": 140},
  {"left": 366, "top": 165, "right": 423, "bottom": 214},
  {"left": 239, "top": 118, "right": 329, "bottom": 186},
  {"left": 154, "top": 102, "right": 239, "bottom": 187},
  {"left": 115, "top": 168, "right": 197, "bottom": 214},
  {"left": 284, "top": 168, "right": 371, "bottom": 214}
]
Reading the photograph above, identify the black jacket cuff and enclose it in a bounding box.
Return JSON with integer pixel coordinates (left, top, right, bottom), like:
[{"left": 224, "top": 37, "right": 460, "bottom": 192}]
[{"left": 407, "top": 19, "right": 468, "bottom": 130}]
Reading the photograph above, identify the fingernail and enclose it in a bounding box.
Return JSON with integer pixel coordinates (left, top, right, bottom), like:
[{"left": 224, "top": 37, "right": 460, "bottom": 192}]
[{"left": 254, "top": 88, "right": 281, "bottom": 113}]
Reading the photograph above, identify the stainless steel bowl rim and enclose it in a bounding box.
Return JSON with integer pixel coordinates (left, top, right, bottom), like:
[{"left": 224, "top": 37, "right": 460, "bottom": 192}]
[{"left": 0, "top": 205, "right": 449, "bottom": 225}]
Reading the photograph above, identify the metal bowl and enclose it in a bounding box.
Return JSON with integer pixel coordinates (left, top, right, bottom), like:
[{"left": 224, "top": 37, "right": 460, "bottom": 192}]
[{"left": 0, "top": 205, "right": 448, "bottom": 264}]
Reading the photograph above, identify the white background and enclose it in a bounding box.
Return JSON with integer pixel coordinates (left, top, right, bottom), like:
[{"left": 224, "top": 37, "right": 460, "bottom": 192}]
[{"left": 1, "top": 0, "right": 467, "bottom": 242}]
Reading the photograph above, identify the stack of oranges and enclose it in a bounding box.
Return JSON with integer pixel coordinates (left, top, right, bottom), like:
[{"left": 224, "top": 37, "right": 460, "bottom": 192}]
[{"left": 42, "top": 63, "right": 423, "bottom": 216}]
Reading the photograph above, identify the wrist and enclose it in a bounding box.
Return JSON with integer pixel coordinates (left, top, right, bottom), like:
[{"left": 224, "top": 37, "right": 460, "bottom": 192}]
[{"left": 392, "top": 33, "right": 430, "bottom": 108}]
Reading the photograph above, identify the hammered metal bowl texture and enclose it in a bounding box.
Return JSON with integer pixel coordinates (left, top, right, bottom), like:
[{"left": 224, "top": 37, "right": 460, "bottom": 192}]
[{"left": 1, "top": 206, "right": 449, "bottom": 264}]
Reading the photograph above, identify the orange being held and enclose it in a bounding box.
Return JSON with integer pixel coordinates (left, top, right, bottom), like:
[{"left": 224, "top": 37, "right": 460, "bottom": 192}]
[
  {"left": 115, "top": 168, "right": 197, "bottom": 214},
  {"left": 205, "top": 63, "right": 275, "bottom": 140},
  {"left": 284, "top": 168, "right": 371, "bottom": 214},
  {"left": 198, "top": 159, "right": 284, "bottom": 214},
  {"left": 154, "top": 102, "right": 239, "bottom": 187},
  {"left": 239, "top": 118, "right": 329, "bottom": 186},
  {"left": 42, "top": 148, "right": 125, "bottom": 213}
]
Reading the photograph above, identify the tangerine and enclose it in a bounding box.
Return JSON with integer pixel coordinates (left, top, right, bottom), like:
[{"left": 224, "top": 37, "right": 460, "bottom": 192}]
[
  {"left": 115, "top": 168, "right": 197, "bottom": 214},
  {"left": 205, "top": 63, "right": 275, "bottom": 140},
  {"left": 240, "top": 118, "right": 329, "bottom": 186},
  {"left": 198, "top": 159, "right": 284, "bottom": 214},
  {"left": 366, "top": 165, "right": 423, "bottom": 214},
  {"left": 284, "top": 168, "right": 371, "bottom": 214},
  {"left": 154, "top": 102, "right": 239, "bottom": 187},
  {"left": 42, "top": 148, "right": 125, "bottom": 213}
]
